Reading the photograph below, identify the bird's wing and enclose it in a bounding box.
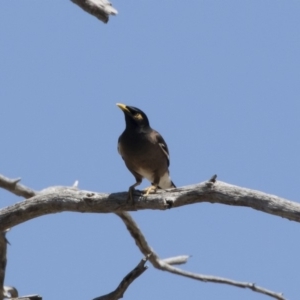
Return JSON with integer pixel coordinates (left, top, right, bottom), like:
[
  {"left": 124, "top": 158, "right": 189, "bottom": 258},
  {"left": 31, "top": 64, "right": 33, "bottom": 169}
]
[{"left": 153, "top": 131, "right": 170, "bottom": 167}]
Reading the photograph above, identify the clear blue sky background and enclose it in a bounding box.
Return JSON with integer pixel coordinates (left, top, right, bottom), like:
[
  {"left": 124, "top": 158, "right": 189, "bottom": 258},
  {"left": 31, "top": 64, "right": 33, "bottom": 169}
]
[{"left": 1, "top": 1, "right": 300, "bottom": 299}]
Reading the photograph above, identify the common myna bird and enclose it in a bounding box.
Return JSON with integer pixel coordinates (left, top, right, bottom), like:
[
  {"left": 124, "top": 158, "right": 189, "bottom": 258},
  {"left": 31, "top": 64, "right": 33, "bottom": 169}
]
[{"left": 117, "top": 103, "right": 176, "bottom": 203}]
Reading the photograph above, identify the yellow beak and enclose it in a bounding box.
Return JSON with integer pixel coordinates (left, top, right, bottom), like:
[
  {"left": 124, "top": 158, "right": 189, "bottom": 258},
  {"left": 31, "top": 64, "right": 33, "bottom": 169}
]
[{"left": 116, "top": 103, "right": 131, "bottom": 114}]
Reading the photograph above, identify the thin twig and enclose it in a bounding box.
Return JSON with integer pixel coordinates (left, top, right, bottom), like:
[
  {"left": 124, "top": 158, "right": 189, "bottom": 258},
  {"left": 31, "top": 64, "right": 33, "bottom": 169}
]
[
  {"left": 157, "top": 262, "right": 284, "bottom": 300},
  {"left": 0, "top": 230, "right": 9, "bottom": 300},
  {"left": 116, "top": 212, "right": 285, "bottom": 300},
  {"left": 161, "top": 255, "right": 190, "bottom": 265},
  {"left": 93, "top": 255, "right": 149, "bottom": 300},
  {"left": 0, "top": 175, "right": 36, "bottom": 199}
]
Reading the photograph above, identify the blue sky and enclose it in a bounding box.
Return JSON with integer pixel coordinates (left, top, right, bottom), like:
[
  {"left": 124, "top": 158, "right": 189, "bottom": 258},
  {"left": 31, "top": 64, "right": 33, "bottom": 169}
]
[{"left": 1, "top": 1, "right": 300, "bottom": 299}]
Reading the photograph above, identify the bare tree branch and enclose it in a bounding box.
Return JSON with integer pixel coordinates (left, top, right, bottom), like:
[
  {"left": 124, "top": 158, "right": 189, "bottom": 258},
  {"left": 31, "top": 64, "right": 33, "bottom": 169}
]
[
  {"left": 1, "top": 235, "right": 40, "bottom": 300},
  {"left": 116, "top": 212, "right": 285, "bottom": 300},
  {"left": 93, "top": 255, "right": 149, "bottom": 300},
  {"left": 4, "top": 286, "right": 18, "bottom": 298},
  {"left": 161, "top": 255, "right": 190, "bottom": 265},
  {"left": 0, "top": 230, "right": 9, "bottom": 300},
  {"left": 70, "top": 0, "right": 117, "bottom": 24},
  {"left": 0, "top": 174, "right": 289, "bottom": 299},
  {"left": 0, "top": 174, "right": 299, "bottom": 231},
  {"left": 156, "top": 263, "right": 284, "bottom": 300},
  {"left": 0, "top": 175, "right": 36, "bottom": 199},
  {"left": 12, "top": 296, "right": 42, "bottom": 300},
  {"left": 115, "top": 212, "right": 159, "bottom": 264}
]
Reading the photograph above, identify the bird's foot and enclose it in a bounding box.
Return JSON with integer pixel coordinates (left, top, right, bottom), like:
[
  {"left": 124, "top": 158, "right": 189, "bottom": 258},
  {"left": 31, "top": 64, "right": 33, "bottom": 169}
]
[
  {"left": 143, "top": 185, "right": 157, "bottom": 197},
  {"left": 127, "top": 186, "right": 135, "bottom": 204},
  {"left": 127, "top": 187, "right": 143, "bottom": 206}
]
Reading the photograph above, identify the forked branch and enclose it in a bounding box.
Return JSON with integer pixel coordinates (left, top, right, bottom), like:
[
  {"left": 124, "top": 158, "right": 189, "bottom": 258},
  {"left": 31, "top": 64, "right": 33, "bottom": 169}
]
[
  {"left": 115, "top": 212, "right": 285, "bottom": 300},
  {"left": 0, "top": 173, "right": 293, "bottom": 299}
]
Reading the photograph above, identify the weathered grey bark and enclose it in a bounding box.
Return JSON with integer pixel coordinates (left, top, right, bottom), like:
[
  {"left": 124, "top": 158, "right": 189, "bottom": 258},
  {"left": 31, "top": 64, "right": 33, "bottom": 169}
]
[
  {"left": 116, "top": 212, "right": 285, "bottom": 300},
  {"left": 71, "top": 0, "right": 117, "bottom": 23},
  {"left": 0, "top": 173, "right": 292, "bottom": 299},
  {"left": 4, "top": 286, "right": 18, "bottom": 298},
  {"left": 0, "top": 175, "right": 36, "bottom": 199},
  {"left": 0, "top": 178, "right": 299, "bottom": 231},
  {"left": 12, "top": 296, "right": 42, "bottom": 300}
]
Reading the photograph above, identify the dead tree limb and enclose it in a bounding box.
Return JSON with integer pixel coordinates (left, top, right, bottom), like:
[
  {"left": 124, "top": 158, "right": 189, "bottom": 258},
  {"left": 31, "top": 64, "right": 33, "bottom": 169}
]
[
  {"left": 0, "top": 173, "right": 294, "bottom": 299},
  {"left": 115, "top": 212, "right": 285, "bottom": 300},
  {"left": 70, "top": 0, "right": 117, "bottom": 23},
  {"left": 0, "top": 175, "right": 36, "bottom": 199},
  {"left": 0, "top": 175, "right": 299, "bottom": 231},
  {"left": 0, "top": 231, "right": 8, "bottom": 300},
  {"left": 11, "top": 295, "right": 42, "bottom": 300},
  {"left": 3, "top": 286, "right": 18, "bottom": 298},
  {"left": 93, "top": 255, "right": 149, "bottom": 300}
]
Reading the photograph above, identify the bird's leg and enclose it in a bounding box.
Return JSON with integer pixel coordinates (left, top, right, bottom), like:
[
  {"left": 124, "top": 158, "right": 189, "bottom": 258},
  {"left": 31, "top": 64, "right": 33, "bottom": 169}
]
[
  {"left": 143, "top": 184, "right": 158, "bottom": 197},
  {"left": 127, "top": 181, "right": 141, "bottom": 204}
]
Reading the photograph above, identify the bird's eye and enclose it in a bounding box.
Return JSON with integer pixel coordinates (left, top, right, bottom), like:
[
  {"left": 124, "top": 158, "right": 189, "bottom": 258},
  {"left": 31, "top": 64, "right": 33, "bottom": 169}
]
[{"left": 134, "top": 113, "right": 143, "bottom": 120}]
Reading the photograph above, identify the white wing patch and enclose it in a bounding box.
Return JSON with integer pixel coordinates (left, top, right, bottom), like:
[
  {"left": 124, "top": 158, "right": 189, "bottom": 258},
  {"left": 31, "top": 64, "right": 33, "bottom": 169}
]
[{"left": 158, "top": 143, "right": 169, "bottom": 160}]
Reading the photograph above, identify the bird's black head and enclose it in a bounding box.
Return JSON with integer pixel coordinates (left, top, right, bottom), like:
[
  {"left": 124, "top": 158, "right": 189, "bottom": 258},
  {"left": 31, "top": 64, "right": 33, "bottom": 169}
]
[{"left": 116, "top": 103, "right": 150, "bottom": 129}]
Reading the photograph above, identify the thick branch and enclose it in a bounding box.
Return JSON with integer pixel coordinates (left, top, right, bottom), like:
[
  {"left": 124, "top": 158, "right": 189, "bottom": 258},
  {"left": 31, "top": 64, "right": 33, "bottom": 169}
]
[
  {"left": 0, "top": 174, "right": 288, "bottom": 299},
  {"left": 0, "top": 175, "right": 299, "bottom": 230},
  {"left": 70, "top": 0, "right": 117, "bottom": 24},
  {"left": 93, "top": 256, "right": 149, "bottom": 300},
  {"left": 116, "top": 212, "right": 285, "bottom": 300}
]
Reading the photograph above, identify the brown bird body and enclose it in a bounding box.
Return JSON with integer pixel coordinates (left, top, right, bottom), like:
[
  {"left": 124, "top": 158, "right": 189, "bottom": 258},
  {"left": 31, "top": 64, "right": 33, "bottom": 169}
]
[{"left": 117, "top": 103, "right": 175, "bottom": 202}]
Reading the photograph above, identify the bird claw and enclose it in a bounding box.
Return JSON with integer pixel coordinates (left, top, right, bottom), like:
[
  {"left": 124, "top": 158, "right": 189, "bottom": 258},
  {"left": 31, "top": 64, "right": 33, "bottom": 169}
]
[
  {"left": 143, "top": 186, "right": 157, "bottom": 197},
  {"left": 127, "top": 186, "right": 134, "bottom": 204}
]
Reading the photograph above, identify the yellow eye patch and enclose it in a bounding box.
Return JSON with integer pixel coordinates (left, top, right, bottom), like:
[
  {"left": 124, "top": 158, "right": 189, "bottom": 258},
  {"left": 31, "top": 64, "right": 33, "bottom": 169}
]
[{"left": 134, "top": 113, "right": 143, "bottom": 120}]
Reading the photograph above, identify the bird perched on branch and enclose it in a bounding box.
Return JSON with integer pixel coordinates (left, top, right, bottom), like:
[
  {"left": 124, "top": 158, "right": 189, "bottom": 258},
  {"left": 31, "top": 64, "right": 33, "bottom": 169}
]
[{"left": 116, "top": 103, "right": 176, "bottom": 203}]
